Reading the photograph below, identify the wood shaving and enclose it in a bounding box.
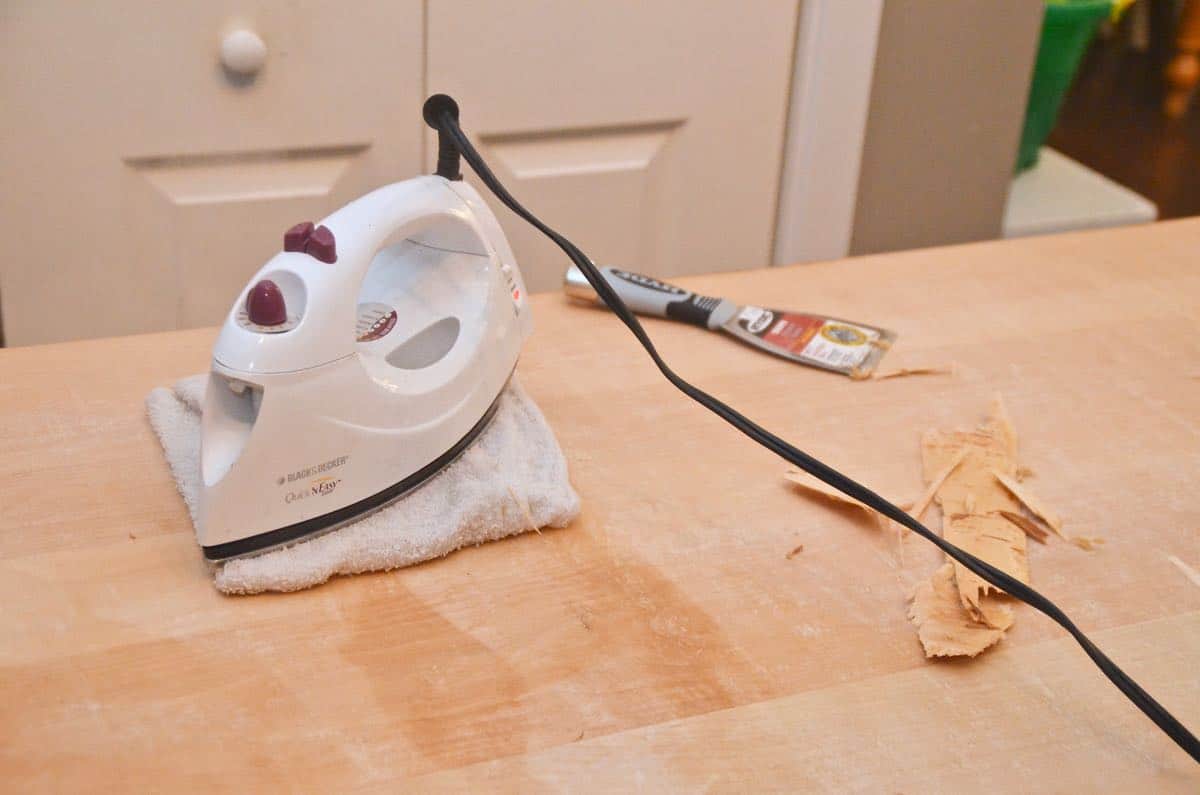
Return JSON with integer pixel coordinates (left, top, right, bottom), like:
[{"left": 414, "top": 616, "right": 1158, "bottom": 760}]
[
  {"left": 785, "top": 544, "right": 805, "bottom": 560},
  {"left": 784, "top": 470, "right": 899, "bottom": 533},
  {"left": 987, "top": 395, "right": 1018, "bottom": 461},
  {"left": 1069, "top": 536, "right": 1105, "bottom": 551},
  {"left": 944, "top": 513, "right": 1028, "bottom": 622},
  {"left": 1167, "top": 555, "right": 1200, "bottom": 587},
  {"left": 908, "top": 563, "right": 1006, "bottom": 657},
  {"left": 783, "top": 470, "right": 877, "bottom": 516},
  {"left": 909, "top": 397, "right": 1037, "bottom": 657},
  {"left": 782, "top": 395, "right": 1079, "bottom": 661},
  {"left": 997, "top": 510, "right": 1048, "bottom": 543},
  {"left": 974, "top": 598, "right": 1014, "bottom": 632},
  {"left": 873, "top": 365, "right": 956, "bottom": 380},
  {"left": 992, "top": 470, "right": 1065, "bottom": 538},
  {"left": 908, "top": 449, "right": 967, "bottom": 523},
  {"left": 919, "top": 412, "right": 1019, "bottom": 517}
]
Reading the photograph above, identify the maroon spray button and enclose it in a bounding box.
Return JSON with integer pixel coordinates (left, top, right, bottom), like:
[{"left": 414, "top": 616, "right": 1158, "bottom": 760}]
[
  {"left": 246, "top": 279, "right": 288, "bottom": 326},
  {"left": 282, "top": 220, "right": 336, "bottom": 263},
  {"left": 284, "top": 221, "right": 315, "bottom": 252},
  {"left": 305, "top": 225, "right": 337, "bottom": 263}
]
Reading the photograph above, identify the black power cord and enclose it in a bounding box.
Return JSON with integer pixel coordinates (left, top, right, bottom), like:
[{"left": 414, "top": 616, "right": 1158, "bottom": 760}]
[{"left": 422, "top": 94, "right": 1200, "bottom": 764}]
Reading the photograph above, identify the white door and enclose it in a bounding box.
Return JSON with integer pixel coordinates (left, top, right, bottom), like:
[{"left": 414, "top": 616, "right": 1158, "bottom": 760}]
[
  {"left": 426, "top": 0, "right": 800, "bottom": 293},
  {"left": 0, "top": 1, "right": 424, "bottom": 345}
]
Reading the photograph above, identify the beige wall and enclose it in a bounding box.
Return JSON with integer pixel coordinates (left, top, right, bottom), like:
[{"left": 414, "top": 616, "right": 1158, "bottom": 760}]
[{"left": 850, "top": 0, "right": 1044, "bottom": 255}]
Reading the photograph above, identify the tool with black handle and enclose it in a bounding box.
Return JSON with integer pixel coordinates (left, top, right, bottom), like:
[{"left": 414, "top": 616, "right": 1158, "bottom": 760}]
[{"left": 565, "top": 264, "right": 895, "bottom": 377}]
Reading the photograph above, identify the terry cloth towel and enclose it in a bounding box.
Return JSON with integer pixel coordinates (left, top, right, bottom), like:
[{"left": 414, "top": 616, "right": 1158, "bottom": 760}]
[{"left": 146, "top": 374, "right": 579, "bottom": 595}]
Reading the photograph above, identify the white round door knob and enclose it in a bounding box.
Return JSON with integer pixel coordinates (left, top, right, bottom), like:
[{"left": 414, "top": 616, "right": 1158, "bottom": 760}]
[{"left": 220, "top": 29, "right": 267, "bottom": 76}]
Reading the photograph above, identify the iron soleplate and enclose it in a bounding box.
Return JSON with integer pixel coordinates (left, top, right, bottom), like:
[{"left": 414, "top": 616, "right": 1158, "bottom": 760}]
[{"left": 202, "top": 392, "right": 504, "bottom": 562}]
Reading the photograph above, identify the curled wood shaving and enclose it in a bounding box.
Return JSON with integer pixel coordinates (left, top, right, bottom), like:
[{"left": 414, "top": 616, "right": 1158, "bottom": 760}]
[
  {"left": 908, "top": 449, "right": 967, "bottom": 523},
  {"left": 992, "top": 470, "right": 1064, "bottom": 538},
  {"left": 1167, "top": 555, "right": 1200, "bottom": 587},
  {"left": 874, "top": 364, "right": 957, "bottom": 380},
  {"left": 1069, "top": 536, "right": 1105, "bottom": 551},
  {"left": 783, "top": 470, "right": 876, "bottom": 515},
  {"left": 987, "top": 395, "right": 1018, "bottom": 460},
  {"left": 909, "top": 563, "right": 1006, "bottom": 657},
  {"left": 782, "top": 472, "right": 913, "bottom": 539},
  {"left": 975, "top": 598, "right": 1014, "bottom": 631},
  {"left": 920, "top": 401, "right": 1023, "bottom": 515},
  {"left": 997, "top": 510, "right": 1048, "bottom": 543},
  {"left": 945, "top": 513, "right": 1028, "bottom": 619}
]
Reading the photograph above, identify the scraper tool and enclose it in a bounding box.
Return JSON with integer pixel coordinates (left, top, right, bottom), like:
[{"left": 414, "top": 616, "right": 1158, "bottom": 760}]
[{"left": 564, "top": 264, "right": 896, "bottom": 377}]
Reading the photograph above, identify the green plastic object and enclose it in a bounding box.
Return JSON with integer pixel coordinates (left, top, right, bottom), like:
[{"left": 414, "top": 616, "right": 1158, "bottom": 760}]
[{"left": 1016, "top": 0, "right": 1113, "bottom": 172}]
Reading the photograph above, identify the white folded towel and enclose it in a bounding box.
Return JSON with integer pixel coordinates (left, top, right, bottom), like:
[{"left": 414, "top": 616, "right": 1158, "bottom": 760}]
[{"left": 146, "top": 374, "right": 579, "bottom": 594}]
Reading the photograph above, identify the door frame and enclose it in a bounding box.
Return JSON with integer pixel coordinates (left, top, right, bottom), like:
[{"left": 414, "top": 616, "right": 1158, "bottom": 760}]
[{"left": 773, "top": 0, "right": 883, "bottom": 265}]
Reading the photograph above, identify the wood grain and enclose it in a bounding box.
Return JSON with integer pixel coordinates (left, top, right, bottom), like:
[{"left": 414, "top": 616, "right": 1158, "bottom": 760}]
[{"left": 2, "top": 220, "right": 1199, "bottom": 790}]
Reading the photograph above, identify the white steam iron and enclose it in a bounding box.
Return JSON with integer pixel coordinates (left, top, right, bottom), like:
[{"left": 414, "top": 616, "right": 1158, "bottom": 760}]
[{"left": 198, "top": 176, "right": 530, "bottom": 560}]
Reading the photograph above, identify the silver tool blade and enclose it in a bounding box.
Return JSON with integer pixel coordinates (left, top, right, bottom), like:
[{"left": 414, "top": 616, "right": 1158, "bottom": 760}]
[{"left": 720, "top": 305, "right": 896, "bottom": 377}]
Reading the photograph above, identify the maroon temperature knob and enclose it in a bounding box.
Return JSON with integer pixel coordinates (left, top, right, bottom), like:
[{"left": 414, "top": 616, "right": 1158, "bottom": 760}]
[{"left": 246, "top": 279, "right": 287, "bottom": 326}]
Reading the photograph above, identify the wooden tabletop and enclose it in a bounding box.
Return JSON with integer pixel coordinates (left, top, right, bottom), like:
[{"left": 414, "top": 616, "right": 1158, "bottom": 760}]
[{"left": 2, "top": 220, "right": 1198, "bottom": 791}]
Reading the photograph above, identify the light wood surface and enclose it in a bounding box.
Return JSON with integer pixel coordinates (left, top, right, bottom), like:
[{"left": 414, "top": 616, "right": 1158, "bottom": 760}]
[{"left": 2, "top": 220, "right": 1199, "bottom": 790}]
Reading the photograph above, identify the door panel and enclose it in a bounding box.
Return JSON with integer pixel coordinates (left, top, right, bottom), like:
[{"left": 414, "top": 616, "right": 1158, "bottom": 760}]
[
  {"left": 0, "top": 1, "right": 424, "bottom": 345},
  {"left": 426, "top": 0, "right": 799, "bottom": 293}
]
